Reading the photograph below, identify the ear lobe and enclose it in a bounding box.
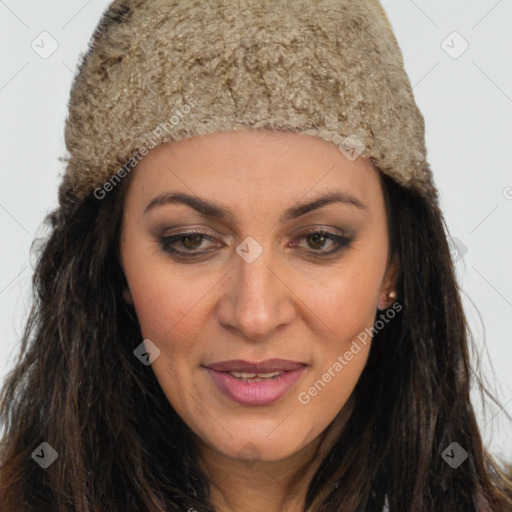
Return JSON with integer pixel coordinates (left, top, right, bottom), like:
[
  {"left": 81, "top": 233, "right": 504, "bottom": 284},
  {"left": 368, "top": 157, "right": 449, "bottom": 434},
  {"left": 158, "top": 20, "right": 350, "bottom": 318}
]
[
  {"left": 377, "top": 255, "right": 400, "bottom": 310},
  {"left": 122, "top": 287, "right": 134, "bottom": 305}
]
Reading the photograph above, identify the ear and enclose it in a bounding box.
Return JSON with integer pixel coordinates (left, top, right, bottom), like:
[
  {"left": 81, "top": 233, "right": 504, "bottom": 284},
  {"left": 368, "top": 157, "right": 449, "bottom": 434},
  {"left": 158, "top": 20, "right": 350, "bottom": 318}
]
[
  {"left": 377, "top": 254, "right": 400, "bottom": 311},
  {"left": 118, "top": 244, "right": 133, "bottom": 305},
  {"left": 122, "top": 286, "right": 134, "bottom": 305}
]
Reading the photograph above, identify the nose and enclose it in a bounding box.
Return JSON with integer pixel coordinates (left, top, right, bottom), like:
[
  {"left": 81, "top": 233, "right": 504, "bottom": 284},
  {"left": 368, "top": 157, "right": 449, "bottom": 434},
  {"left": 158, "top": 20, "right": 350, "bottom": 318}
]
[{"left": 216, "top": 244, "right": 296, "bottom": 341}]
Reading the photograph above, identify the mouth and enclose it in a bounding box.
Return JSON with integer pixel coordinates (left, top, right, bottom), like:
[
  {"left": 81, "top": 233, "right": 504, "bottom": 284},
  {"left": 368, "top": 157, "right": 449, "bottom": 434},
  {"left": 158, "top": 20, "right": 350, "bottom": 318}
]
[
  {"left": 204, "top": 358, "right": 307, "bottom": 374},
  {"left": 203, "top": 359, "right": 308, "bottom": 405}
]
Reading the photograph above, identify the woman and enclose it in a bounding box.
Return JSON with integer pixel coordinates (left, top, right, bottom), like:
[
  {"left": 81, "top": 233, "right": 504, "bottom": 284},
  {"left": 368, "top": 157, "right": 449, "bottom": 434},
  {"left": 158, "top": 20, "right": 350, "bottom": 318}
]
[{"left": 1, "top": 1, "right": 511, "bottom": 511}]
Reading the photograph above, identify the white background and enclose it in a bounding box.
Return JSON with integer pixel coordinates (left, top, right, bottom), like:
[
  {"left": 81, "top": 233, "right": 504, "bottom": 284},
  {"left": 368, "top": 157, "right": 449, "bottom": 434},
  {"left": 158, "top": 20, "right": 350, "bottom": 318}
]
[{"left": 1, "top": 1, "right": 511, "bottom": 464}]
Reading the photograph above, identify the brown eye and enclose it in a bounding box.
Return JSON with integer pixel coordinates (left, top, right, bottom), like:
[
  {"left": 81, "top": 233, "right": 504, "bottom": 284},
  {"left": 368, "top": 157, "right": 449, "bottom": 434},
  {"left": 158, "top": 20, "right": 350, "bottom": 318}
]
[
  {"left": 181, "top": 234, "right": 204, "bottom": 250},
  {"left": 295, "top": 230, "right": 352, "bottom": 257},
  {"left": 305, "top": 232, "right": 330, "bottom": 250},
  {"left": 159, "top": 231, "right": 220, "bottom": 257}
]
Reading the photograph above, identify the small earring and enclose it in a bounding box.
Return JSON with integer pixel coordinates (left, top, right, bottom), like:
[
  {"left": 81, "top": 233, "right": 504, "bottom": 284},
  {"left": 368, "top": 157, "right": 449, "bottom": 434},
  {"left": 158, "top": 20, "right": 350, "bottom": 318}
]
[{"left": 387, "top": 290, "right": 397, "bottom": 301}]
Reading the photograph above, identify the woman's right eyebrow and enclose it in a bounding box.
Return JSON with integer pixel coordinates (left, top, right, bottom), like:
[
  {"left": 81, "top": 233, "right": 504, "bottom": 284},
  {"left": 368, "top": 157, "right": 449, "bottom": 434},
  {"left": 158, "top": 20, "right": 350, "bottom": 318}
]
[{"left": 143, "top": 190, "right": 366, "bottom": 224}]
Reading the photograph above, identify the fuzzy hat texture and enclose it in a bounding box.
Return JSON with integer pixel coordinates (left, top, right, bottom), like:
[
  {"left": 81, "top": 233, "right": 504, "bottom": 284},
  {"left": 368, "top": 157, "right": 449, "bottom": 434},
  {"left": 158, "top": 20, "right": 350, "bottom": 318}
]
[{"left": 60, "top": 0, "right": 439, "bottom": 208}]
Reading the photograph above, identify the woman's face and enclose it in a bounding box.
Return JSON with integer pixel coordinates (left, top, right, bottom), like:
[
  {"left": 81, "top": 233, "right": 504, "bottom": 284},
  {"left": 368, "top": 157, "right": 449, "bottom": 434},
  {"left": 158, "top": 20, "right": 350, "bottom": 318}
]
[{"left": 120, "top": 130, "right": 396, "bottom": 465}]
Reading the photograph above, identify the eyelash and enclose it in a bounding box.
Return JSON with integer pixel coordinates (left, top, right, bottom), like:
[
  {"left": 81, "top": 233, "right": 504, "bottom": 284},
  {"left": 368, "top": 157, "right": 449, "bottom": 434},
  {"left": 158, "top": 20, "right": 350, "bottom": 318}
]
[{"left": 158, "top": 229, "right": 352, "bottom": 259}]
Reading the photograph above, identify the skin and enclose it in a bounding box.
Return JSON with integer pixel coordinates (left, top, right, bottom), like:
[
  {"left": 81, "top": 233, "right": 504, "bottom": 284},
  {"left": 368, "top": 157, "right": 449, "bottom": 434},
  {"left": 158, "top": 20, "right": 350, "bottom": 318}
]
[{"left": 119, "top": 130, "right": 398, "bottom": 512}]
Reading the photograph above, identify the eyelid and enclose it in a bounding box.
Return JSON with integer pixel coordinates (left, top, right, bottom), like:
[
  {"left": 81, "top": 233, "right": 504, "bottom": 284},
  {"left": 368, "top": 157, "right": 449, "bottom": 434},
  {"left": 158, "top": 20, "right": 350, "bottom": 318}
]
[
  {"left": 294, "top": 224, "right": 349, "bottom": 236},
  {"left": 159, "top": 226, "right": 220, "bottom": 239}
]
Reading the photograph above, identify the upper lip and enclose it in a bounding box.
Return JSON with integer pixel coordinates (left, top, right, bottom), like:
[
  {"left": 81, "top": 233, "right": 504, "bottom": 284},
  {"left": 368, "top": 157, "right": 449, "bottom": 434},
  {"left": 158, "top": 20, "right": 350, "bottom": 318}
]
[{"left": 204, "top": 359, "right": 307, "bottom": 373}]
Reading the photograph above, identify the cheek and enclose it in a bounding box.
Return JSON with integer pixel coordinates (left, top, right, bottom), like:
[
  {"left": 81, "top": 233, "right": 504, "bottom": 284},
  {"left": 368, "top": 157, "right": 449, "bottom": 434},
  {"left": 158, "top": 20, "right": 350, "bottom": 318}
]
[
  {"left": 292, "top": 274, "right": 378, "bottom": 444},
  {"left": 123, "top": 259, "right": 212, "bottom": 414},
  {"left": 126, "top": 264, "right": 209, "bottom": 352},
  {"left": 310, "top": 278, "right": 377, "bottom": 332},
  {"left": 297, "top": 260, "right": 385, "bottom": 345},
  {"left": 293, "top": 248, "right": 386, "bottom": 400}
]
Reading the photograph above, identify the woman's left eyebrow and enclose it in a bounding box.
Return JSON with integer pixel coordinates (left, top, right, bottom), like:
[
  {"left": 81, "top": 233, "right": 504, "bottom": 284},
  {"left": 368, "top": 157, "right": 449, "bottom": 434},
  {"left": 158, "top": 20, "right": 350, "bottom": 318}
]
[{"left": 143, "top": 191, "right": 366, "bottom": 223}]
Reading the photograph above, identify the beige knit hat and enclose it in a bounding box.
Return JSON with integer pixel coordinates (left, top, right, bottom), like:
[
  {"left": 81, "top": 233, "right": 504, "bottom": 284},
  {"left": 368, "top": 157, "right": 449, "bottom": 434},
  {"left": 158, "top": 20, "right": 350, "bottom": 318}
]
[{"left": 59, "top": 0, "right": 439, "bottom": 209}]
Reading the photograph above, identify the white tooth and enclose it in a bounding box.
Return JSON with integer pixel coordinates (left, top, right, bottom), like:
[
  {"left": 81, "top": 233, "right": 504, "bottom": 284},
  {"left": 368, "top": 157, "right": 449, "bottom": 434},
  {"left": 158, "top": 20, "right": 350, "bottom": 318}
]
[
  {"left": 256, "top": 372, "right": 281, "bottom": 378},
  {"left": 229, "top": 371, "right": 256, "bottom": 378},
  {"left": 228, "top": 371, "right": 281, "bottom": 379}
]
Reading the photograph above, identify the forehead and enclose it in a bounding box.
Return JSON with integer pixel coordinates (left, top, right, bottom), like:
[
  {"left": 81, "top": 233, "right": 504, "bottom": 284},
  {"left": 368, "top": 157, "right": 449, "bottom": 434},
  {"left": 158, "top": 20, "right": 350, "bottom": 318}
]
[{"left": 124, "top": 130, "right": 384, "bottom": 213}]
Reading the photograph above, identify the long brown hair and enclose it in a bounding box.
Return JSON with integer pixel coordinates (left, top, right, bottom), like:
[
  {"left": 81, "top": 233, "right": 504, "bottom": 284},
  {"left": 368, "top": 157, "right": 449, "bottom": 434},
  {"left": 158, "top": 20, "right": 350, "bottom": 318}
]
[{"left": 0, "top": 169, "right": 511, "bottom": 511}]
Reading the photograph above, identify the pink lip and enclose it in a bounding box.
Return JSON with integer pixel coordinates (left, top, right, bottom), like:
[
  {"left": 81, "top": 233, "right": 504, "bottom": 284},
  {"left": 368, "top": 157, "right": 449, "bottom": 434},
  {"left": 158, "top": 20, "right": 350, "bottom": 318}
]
[{"left": 204, "top": 359, "right": 308, "bottom": 406}]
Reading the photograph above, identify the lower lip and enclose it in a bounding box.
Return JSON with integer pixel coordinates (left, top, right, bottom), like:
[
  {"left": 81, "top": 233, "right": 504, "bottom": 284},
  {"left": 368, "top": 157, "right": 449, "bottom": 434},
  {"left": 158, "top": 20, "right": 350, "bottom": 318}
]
[{"left": 206, "top": 367, "right": 307, "bottom": 406}]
